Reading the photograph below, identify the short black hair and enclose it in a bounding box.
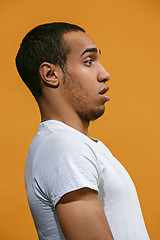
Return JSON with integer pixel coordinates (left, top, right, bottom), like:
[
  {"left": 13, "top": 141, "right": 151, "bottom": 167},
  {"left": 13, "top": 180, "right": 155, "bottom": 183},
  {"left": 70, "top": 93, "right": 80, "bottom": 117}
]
[{"left": 15, "top": 22, "right": 85, "bottom": 99}]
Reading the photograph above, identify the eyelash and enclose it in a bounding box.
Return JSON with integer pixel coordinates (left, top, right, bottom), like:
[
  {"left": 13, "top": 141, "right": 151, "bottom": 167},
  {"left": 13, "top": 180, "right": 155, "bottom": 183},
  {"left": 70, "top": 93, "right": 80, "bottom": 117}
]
[{"left": 84, "top": 59, "right": 93, "bottom": 66}]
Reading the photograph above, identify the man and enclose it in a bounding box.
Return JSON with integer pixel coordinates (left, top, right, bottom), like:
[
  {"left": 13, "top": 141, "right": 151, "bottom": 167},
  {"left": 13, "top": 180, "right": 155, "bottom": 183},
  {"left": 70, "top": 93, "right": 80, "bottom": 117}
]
[{"left": 16, "top": 22, "right": 150, "bottom": 240}]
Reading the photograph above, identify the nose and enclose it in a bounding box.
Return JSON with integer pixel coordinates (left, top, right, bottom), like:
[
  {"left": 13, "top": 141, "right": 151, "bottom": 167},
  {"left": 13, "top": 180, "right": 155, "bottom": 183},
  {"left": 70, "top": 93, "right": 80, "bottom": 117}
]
[{"left": 97, "top": 63, "right": 110, "bottom": 82}]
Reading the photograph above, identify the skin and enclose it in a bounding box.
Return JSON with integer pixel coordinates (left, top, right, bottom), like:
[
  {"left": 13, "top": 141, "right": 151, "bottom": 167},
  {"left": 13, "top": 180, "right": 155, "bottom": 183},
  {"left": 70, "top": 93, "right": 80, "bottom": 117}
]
[
  {"left": 56, "top": 188, "right": 114, "bottom": 240},
  {"left": 39, "top": 30, "right": 110, "bottom": 136},
  {"left": 38, "top": 31, "right": 113, "bottom": 240}
]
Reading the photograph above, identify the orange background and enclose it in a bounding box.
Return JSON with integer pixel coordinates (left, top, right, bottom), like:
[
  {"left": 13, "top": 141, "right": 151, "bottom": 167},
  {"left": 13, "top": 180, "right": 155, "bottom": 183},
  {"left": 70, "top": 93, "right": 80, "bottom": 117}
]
[{"left": 0, "top": 0, "right": 160, "bottom": 239}]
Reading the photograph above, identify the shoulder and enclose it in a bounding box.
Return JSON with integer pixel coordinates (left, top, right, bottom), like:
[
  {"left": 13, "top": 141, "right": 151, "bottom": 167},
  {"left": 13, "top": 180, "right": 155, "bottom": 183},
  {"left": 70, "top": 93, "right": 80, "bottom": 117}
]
[
  {"left": 31, "top": 127, "right": 101, "bottom": 181},
  {"left": 32, "top": 130, "right": 101, "bottom": 202},
  {"left": 38, "top": 129, "right": 96, "bottom": 158}
]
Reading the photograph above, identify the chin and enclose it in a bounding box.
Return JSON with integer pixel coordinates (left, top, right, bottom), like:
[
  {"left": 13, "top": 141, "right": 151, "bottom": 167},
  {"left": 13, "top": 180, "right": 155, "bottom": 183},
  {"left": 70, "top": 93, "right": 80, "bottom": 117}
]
[{"left": 87, "top": 106, "right": 105, "bottom": 121}]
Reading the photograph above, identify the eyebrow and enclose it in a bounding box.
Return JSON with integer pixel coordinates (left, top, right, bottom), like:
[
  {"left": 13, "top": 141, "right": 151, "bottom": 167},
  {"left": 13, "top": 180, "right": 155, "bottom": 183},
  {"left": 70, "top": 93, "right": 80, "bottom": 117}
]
[{"left": 80, "top": 48, "right": 101, "bottom": 57}]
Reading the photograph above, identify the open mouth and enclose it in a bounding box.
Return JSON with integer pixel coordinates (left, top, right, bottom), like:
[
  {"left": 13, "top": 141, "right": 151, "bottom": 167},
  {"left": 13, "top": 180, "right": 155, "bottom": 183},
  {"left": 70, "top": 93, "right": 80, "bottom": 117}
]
[
  {"left": 99, "top": 86, "right": 110, "bottom": 101},
  {"left": 99, "top": 86, "right": 109, "bottom": 95}
]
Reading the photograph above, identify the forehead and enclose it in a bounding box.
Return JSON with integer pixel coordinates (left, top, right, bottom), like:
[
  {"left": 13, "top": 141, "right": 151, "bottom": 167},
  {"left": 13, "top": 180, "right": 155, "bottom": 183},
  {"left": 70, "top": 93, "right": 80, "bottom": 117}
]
[{"left": 63, "top": 31, "right": 98, "bottom": 56}]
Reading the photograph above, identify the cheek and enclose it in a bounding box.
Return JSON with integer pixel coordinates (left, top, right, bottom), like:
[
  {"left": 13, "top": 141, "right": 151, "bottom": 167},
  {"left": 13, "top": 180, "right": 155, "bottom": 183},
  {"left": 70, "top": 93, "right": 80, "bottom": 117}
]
[
  {"left": 68, "top": 65, "right": 98, "bottom": 92},
  {"left": 69, "top": 61, "right": 97, "bottom": 78}
]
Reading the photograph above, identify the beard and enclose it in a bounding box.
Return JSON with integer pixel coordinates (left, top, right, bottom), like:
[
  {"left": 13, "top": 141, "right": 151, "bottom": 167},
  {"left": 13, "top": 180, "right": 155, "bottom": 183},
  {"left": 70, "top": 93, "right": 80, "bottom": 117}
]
[
  {"left": 62, "top": 69, "right": 105, "bottom": 122},
  {"left": 80, "top": 108, "right": 105, "bottom": 122},
  {"left": 75, "top": 96, "right": 105, "bottom": 122}
]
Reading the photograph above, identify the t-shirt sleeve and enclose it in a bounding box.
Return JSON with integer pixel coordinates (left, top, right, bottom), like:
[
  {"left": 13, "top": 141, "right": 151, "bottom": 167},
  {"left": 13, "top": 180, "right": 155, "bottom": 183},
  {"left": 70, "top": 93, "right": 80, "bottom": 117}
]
[{"left": 32, "top": 132, "right": 100, "bottom": 207}]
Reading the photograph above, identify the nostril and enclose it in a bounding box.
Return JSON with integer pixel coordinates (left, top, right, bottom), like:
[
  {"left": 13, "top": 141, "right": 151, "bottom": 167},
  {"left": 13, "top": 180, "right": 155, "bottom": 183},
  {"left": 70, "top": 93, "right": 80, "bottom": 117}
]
[
  {"left": 102, "top": 77, "right": 110, "bottom": 83},
  {"left": 104, "top": 78, "right": 109, "bottom": 82}
]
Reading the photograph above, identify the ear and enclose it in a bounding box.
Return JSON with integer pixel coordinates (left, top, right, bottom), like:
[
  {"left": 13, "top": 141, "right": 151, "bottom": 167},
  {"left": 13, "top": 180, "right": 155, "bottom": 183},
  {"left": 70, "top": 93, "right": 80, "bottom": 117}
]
[{"left": 39, "top": 62, "right": 60, "bottom": 87}]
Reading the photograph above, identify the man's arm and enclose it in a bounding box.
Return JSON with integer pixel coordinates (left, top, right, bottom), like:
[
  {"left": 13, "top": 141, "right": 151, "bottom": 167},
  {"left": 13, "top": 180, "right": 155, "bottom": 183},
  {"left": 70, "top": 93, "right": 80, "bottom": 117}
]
[{"left": 56, "top": 187, "right": 114, "bottom": 240}]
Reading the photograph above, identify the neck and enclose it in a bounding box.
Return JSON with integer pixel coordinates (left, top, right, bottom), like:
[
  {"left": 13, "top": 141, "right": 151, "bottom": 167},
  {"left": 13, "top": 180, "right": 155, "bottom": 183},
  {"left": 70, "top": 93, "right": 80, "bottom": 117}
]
[{"left": 38, "top": 98, "right": 90, "bottom": 136}]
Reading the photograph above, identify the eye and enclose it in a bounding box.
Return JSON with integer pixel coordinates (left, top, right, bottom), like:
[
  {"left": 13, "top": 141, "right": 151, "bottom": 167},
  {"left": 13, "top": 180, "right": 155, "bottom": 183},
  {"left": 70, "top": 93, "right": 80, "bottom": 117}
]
[{"left": 84, "top": 59, "right": 93, "bottom": 66}]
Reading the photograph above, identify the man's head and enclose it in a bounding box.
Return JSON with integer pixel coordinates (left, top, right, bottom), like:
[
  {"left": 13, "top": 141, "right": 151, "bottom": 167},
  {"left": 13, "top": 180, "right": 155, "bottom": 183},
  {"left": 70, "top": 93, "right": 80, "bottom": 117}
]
[
  {"left": 15, "top": 22, "right": 85, "bottom": 99},
  {"left": 16, "top": 22, "right": 110, "bottom": 124}
]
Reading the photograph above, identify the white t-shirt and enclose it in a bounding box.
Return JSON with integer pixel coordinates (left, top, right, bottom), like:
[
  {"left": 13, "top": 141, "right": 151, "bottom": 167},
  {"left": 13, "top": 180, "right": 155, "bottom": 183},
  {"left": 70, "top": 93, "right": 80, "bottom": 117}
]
[{"left": 25, "top": 120, "right": 150, "bottom": 240}]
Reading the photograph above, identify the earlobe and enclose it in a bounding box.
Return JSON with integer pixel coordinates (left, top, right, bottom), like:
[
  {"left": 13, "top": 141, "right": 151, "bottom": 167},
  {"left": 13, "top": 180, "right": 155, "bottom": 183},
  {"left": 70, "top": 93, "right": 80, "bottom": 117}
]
[{"left": 39, "top": 62, "right": 59, "bottom": 87}]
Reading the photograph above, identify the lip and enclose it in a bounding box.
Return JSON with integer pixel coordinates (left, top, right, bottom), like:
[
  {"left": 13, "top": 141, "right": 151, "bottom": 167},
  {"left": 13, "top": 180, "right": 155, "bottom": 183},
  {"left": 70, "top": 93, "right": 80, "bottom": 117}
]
[
  {"left": 99, "top": 86, "right": 110, "bottom": 101},
  {"left": 99, "top": 86, "right": 109, "bottom": 94}
]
